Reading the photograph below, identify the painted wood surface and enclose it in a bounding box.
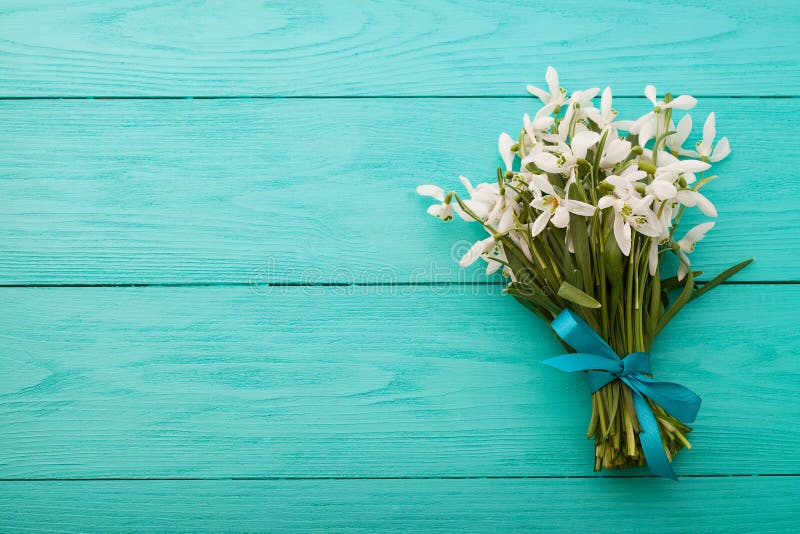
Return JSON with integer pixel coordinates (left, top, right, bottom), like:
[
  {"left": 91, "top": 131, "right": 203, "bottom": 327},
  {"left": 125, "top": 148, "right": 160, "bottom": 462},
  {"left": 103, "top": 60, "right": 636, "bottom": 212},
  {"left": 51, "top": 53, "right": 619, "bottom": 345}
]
[
  {"left": 1, "top": 285, "right": 797, "bottom": 479},
  {"left": 0, "top": 1, "right": 798, "bottom": 97},
  {"left": 1, "top": 0, "right": 798, "bottom": 530},
  {"left": 1, "top": 98, "right": 796, "bottom": 284},
  {"left": 1, "top": 477, "right": 798, "bottom": 533}
]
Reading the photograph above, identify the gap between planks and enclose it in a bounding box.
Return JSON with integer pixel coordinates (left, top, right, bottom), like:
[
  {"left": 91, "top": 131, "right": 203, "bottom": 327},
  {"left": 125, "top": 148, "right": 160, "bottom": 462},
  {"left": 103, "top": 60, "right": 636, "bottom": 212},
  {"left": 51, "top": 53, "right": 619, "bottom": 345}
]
[
  {"left": 0, "top": 96, "right": 796, "bottom": 101},
  {"left": 0, "top": 281, "right": 797, "bottom": 288},
  {"left": 1, "top": 474, "right": 797, "bottom": 482}
]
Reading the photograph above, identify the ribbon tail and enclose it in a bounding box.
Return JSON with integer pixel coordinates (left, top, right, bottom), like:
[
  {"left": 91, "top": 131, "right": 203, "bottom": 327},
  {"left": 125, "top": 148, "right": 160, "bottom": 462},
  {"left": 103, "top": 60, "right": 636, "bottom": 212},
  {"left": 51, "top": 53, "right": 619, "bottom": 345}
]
[
  {"left": 626, "top": 382, "right": 678, "bottom": 481},
  {"left": 629, "top": 376, "right": 702, "bottom": 424}
]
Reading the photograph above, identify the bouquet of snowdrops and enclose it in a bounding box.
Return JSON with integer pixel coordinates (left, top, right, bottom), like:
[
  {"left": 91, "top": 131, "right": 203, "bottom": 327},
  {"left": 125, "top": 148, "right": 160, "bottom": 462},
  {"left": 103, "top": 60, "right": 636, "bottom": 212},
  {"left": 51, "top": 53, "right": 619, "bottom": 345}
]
[{"left": 417, "top": 67, "right": 751, "bottom": 478}]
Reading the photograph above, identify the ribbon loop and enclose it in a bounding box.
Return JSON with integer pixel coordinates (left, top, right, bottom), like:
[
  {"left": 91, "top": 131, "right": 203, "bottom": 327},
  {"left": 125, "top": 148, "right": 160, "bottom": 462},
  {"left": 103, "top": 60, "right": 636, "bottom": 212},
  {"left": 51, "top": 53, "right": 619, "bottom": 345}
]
[{"left": 541, "top": 309, "right": 702, "bottom": 481}]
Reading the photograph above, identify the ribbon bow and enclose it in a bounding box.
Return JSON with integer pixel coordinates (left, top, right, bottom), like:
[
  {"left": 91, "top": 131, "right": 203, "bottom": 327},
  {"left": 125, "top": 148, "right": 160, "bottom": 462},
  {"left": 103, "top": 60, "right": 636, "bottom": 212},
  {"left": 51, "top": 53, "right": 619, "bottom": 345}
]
[{"left": 542, "top": 309, "right": 701, "bottom": 480}]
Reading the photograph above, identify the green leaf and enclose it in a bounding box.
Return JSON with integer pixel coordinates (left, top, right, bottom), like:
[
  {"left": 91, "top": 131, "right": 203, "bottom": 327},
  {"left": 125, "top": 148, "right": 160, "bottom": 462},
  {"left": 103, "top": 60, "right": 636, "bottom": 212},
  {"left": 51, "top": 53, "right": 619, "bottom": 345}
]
[
  {"left": 661, "top": 271, "right": 702, "bottom": 291},
  {"left": 568, "top": 184, "right": 593, "bottom": 295},
  {"left": 693, "top": 258, "right": 754, "bottom": 301},
  {"left": 557, "top": 281, "right": 602, "bottom": 309},
  {"left": 655, "top": 268, "right": 693, "bottom": 335},
  {"left": 506, "top": 282, "right": 560, "bottom": 315}
]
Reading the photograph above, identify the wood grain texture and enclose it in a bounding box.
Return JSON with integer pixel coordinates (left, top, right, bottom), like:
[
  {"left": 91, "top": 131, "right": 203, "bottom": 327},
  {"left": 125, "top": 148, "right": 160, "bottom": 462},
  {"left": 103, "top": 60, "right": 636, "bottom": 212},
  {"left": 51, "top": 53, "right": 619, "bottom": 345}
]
[
  {"left": 1, "top": 285, "right": 797, "bottom": 479},
  {"left": 1, "top": 98, "right": 796, "bottom": 284},
  {"left": 1, "top": 477, "right": 798, "bottom": 533},
  {"left": 0, "top": 0, "right": 798, "bottom": 97}
]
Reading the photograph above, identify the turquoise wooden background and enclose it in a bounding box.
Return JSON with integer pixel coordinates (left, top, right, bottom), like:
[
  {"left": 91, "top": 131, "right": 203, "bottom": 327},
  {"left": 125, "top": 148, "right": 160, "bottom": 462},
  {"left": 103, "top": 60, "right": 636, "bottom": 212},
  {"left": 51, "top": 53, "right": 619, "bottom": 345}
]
[{"left": 1, "top": 0, "right": 798, "bottom": 531}]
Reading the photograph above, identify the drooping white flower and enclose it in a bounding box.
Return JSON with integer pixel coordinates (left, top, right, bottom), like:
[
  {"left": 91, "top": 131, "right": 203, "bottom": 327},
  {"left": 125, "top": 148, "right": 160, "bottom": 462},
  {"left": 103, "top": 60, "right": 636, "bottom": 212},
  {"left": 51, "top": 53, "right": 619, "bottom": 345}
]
[
  {"left": 599, "top": 137, "right": 632, "bottom": 169},
  {"left": 585, "top": 86, "right": 618, "bottom": 130},
  {"left": 629, "top": 85, "right": 698, "bottom": 140},
  {"left": 526, "top": 66, "right": 566, "bottom": 108},
  {"left": 416, "top": 185, "right": 454, "bottom": 221},
  {"left": 529, "top": 176, "right": 596, "bottom": 237},
  {"left": 498, "top": 132, "right": 516, "bottom": 172},
  {"left": 665, "top": 115, "right": 692, "bottom": 155},
  {"left": 684, "top": 113, "right": 730, "bottom": 162},
  {"left": 598, "top": 193, "right": 661, "bottom": 256},
  {"left": 528, "top": 131, "right": 601, "bottom": 174},
  {"left": 674, "top": 189, "right": 717, "bottom": 217},
  {"left": 675, "top": 222, "right": 715, "bottom": 280},
  {"left": 457, "top": 176, "right": 499, "bottom": 221},
  {"left": 460, "top": 235, "right": 497, "bottom": 267}
]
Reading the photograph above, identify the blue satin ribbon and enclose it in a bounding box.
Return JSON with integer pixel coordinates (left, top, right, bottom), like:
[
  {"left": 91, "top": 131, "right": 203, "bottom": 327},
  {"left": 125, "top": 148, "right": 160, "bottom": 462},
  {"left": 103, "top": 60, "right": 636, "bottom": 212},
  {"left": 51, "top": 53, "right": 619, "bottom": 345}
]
[{"left": 542, "top": 309, "right": 701, "bottom": 480}]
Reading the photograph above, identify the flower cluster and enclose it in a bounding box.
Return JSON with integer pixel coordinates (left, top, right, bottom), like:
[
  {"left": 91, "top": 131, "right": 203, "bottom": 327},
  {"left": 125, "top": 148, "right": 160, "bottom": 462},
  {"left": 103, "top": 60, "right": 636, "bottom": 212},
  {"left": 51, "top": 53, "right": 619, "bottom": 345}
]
[
  {"left": 417, "top": 68, "right": 749, "bottom": 474},
  {"left": 418, "top": 66, "right": 729, "bottom": 284}
]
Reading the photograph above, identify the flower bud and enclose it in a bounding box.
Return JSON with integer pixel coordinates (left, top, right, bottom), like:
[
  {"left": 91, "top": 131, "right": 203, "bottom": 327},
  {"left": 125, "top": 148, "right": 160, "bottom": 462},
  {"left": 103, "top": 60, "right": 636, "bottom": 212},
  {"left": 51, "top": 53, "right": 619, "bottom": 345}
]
[
  {"left": 504, "top": 171, "right": 514, "bottom": 180},
  {"left": 638, "top": 161, "right": 657, "bottom": 174}
]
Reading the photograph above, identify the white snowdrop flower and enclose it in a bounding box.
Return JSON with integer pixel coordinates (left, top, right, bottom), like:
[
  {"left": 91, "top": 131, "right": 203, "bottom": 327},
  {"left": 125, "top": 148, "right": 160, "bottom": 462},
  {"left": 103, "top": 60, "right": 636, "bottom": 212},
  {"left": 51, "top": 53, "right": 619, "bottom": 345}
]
[
  {"left": 684, "top": 113, "right": 731, "bottom": 162},
  {"left": 630, "top": 85, "right": 697, "bottom": 136},
  {"left": 460, "top": 235, "right": 497, "bottom": 267},
  {"left": 457, "top": 176, "right": 499, "bottom": 220},
  {"left": 498, "top": 132, "right": 516, "bottom": 172},
  {"left": 654, "top": 159, "right": 711, "bottom": 186},
  {"left": 675, "top": 222, "right": 715, "bottom": 280},
  {"left": 675, "top": 188, "right": 717, "bottom": 217},
  {"left": 599, "top": 137, "right": 632, "bottom": 169},
  {"left": 486, "top": 187, "right": 521, "bottom": 233},
  {"left": 523, "top": 104, "right": 556, "bottom": 145},
  {"left": 526, "top": 66, "right": 566, "bottom": 108},
  {"left": 529, "top": 131, "right": 601, "bottom": 174},
  {"left": 665, "top": 115, "right": 693, "bottom": 155},
  {"left": 482, "top": 244, "right": 508, "bottom": 275},
  {"left": 598, "top": 194, "right": 661, "bottom": 256},
  {"left": 416, "top": 185, "right": 454, "bottom": 221},
  {"left": 529, "top": 176, "right": 596, "bottom": 237},
  {"left": 558, "top": 87, "right": 601, "bottom": 136}
]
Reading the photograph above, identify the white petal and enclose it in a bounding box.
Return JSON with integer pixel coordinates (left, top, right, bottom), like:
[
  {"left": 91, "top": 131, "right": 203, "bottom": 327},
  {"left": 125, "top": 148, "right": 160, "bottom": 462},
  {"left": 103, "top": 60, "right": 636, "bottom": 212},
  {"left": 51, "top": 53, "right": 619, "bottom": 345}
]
[
  {"left": 498, "top": 208, "right": 515, "bottom": 233},
  {"left": 711, "top": 137, "right": 731, "bottom": 162},
  {"left": 630, "top": 112, "right": 653, "bottom": 134},
  {"left": 677, "top": 260, "right": 688, "bottom": 281},
  {"left": 570, "top": 130, "right": 601, "bottom": 159},
  {"left": 614, "top": 215, "right": 632, "bottom": 256},
  {"left": 601, "top": 86, "right": 612, "bottom": 117},
  {"left": 459, "top": 175, "right": 475, "bottom": 194},
  {"left": 638, "top": 120, "right": 655, "bottom": 148},
  {"left": 703, "top": 112, "right": 716, "bottom": 144},
  {"left": 665, "top": 95, "right": 697, "bottom": 110},
  {"left": 651, "top": 179, "right": 678, "bottom": 200},
  {"left": 551, "top": 206, "right": 570, "bottom": 228},
  {"left": 597, "top": 195, "right": 615, "bottom": 210},
  {"left": 562, "top": 198, "right": 596, "bottom": 216},
  {"left": 527, "top": 85, "right": 549, "bottom": 104},
  {"left": 463, "top": 199, "right": 489, "bottom": 219},
  {"left": 530, "top": 152, "right": 562, "bottom": 174},
  {"left": 648, "top": 239, "right": 659, "bottom": 275},
  {"left": 545, "top": 66, "right": 560, "bottom": 98},
  {"left": 531, "top": 210, "right": 551, "bottom": 237},
  {"left": 416, "top": 185, "right": 444, "bottom": 201},
  {"left": 678, "top": 222, "right": 715, "bottom": 251},
  {"left": 460, "top": 237, "right": 495, "bottom": 267},
  {"left": 498, "top": 132, "right": 515, "bottom": 171},
  {"left": 531, "top": 174, "right": 555, "bottom": 196},
  {"left": 644, "top": 85, "right": 657, "bottom": 106},
  {"left": 693, "top": 192, "right": 717, "bottom": 217},
  {"left": 485, "top": 257, "right": 502, "bottom": 275},
  {"left": 675, "top": 114, "right": 692, "bottom": 145}
]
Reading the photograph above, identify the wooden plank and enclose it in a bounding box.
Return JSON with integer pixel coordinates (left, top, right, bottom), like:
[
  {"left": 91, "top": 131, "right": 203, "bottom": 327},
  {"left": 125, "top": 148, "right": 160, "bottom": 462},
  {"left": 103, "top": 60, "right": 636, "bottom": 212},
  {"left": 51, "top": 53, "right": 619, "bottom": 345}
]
[
  {"left": 0, "top": 285, "right": 797, "bottom": 479},
  {"left": 1, "top": 98, "right": 796, "bottom": 284},
  {"left": 0, "top": 477, "right": 797, "bottom": 532},
  {"left": 0, "top": 1, "right": 797, "bottom": 96}
]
